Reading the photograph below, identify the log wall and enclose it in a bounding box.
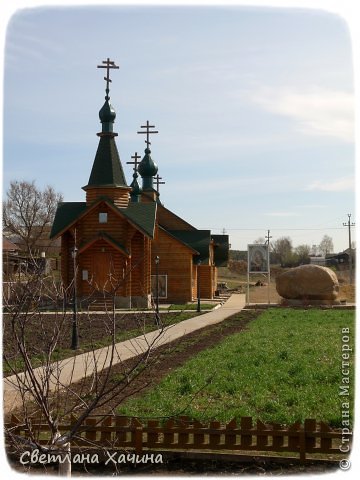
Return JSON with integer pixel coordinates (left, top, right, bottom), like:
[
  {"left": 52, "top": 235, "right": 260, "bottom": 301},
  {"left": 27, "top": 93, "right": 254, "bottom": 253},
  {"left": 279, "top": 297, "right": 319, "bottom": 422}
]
[{"left": 152, "top": 227, "right": 193, "bottom": 303}]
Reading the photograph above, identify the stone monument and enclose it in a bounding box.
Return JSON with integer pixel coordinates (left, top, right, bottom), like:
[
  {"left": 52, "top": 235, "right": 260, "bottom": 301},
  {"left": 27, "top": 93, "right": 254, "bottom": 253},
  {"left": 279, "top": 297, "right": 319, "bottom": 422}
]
[{"left": 276, "top": 264, "right": 340, "bottom": 305}]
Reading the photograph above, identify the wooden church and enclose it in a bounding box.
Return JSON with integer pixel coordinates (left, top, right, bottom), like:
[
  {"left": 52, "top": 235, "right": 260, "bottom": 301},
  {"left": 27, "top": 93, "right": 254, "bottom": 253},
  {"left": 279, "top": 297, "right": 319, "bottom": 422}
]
[{"left": 50, "top": 59, "right": 229, "bottom": 308}]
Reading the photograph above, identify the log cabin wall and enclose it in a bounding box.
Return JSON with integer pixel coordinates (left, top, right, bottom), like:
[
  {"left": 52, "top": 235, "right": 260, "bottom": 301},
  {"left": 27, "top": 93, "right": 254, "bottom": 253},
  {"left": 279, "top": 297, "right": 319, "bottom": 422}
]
[
  {"left": 192, "top": 264, "right": 197, "bottom": 299},
  {"left": 78, "top": 204, "right": 128, "bottom": 246},
  {"left": 152, "top": 227, "right": 193, "bottom": 303},
  {"left": 198, "top": 264, "right": 214, "bottom": 299},
  {"left": 78, "top": 240, "right": 127, "bottom": 297},
  {"left": 85, "top": 187, "right": 131, "bottom": 208},
  {"left": 130, "top": 231, "right": 147, "bottom": 297}
]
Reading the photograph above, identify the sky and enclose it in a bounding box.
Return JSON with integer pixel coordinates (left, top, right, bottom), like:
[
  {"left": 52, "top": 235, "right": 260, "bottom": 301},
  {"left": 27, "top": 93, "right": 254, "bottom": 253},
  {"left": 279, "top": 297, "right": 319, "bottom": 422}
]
[{"left": 1, "top": 1, "right": 357, "bottom": 253}]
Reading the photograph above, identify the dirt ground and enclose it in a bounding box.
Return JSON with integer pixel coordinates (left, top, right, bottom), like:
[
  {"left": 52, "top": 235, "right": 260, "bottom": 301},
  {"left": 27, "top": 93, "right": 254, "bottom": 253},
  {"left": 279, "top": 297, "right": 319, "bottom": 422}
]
[{"left": 2, "top": 311, "right": 197, "bottom": 373}]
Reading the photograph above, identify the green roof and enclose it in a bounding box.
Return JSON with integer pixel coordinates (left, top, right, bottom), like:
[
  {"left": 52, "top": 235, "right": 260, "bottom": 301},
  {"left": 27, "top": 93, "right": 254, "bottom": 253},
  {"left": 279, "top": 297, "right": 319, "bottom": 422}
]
[
  {"left": 84, "top": 136, "right": 128, "bottom": 188},
  {"left": 50, "top": 200, "right": 157, "bottom": 240},
  {"left": 121, "top": 202, "right": 157, "bottom": 238},
  {"left": 212, "top": 234, "right": 229, "bottom": 267},
  {"left": 50, "top": 202, "right": 87, "bottom": 238},
  {"left": 168, "top": 230, "right": 211, "bottom": 263},
  {"left": 157, "top": 203, "right": 196, "bottom": 231}
]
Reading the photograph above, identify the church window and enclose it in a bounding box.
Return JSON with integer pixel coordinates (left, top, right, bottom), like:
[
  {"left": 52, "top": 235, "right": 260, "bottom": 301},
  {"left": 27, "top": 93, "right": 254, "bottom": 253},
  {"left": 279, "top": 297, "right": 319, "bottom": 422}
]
[{"left": 99, "top": 212, "right": 108, "bottom": 223}]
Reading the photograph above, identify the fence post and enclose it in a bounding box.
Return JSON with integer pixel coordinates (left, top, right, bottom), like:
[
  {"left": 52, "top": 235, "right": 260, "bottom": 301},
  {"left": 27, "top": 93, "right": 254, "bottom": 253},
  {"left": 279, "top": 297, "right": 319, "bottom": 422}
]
[
  {"left": 132, "top": 418, "right": 143, "bottom": 455},
  {"left": 299, "top": 424, "right": 306, "bottom": 463}
]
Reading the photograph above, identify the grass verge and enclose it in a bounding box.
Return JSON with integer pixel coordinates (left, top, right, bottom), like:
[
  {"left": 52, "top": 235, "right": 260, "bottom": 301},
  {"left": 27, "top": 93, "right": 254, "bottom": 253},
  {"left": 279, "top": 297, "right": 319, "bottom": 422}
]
[{"left": 117, "top": 308, "right": 354, "bottom": 427}]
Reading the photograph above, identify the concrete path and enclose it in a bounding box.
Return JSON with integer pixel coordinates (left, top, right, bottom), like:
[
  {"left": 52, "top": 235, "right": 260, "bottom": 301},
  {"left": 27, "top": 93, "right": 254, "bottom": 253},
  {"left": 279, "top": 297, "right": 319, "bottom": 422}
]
[{"left": 3, "top": 294, "right": 245, "bottom": 414}]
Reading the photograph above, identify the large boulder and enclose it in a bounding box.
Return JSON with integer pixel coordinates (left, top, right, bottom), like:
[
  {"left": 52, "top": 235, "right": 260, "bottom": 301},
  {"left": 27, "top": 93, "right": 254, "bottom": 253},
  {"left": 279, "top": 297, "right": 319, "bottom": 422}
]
[{"left": 276, "top": 265, "right": 339, "bottom": 301}]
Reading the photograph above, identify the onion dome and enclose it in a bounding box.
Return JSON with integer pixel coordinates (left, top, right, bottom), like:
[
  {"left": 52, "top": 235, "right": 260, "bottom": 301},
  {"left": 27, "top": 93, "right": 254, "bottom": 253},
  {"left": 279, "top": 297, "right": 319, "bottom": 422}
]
[
  {"left": 130, "top": 171, "right": 142, "bottom": 203},
  {"left": 99, "top": 99, "right": 116, "bottom": 133},
  {"left": 138, "top": 148, "right": 158, "bottom": 190}
]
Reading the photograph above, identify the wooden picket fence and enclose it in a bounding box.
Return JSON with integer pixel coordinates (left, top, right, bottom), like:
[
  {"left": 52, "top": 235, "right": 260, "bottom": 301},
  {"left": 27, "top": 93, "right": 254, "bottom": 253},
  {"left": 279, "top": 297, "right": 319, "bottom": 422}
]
[{"left": 6, "top": 415, "right": 349, "bottom": 462}]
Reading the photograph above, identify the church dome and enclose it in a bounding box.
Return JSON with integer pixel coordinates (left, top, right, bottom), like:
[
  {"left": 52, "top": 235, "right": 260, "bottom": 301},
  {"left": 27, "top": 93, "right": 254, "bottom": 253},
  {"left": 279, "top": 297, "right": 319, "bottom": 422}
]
[
  {"left": 138, "top": 148, "right": 158, "bottom": 177},
  {"left": 99, "top": 99, "right": 116, "bottom": 124}
]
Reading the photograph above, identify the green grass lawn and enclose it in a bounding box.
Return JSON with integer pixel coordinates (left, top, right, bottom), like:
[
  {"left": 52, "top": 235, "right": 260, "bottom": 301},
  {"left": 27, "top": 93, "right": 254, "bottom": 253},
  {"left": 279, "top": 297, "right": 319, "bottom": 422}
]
[
  {"left": 117, "top": 308, "right": 355, "bottom": 427},
  {"left": 162, "top": 303, "right": 216, "bottom": 311}
]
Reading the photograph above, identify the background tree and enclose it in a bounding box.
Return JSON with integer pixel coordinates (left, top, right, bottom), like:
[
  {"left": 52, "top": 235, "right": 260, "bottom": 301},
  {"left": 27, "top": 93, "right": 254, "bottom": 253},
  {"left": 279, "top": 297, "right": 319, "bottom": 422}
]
[
  {"left": 3, "top": 180, "right": 63, "bottom": 254},
  {"left": 295, "top": 244, "right": 311, "bottom": 264},
  {"left": 271, "top": 237, "right": 293, "bottom": 266},
  {"left": 318, "top": 235, "right": 334, "bottom": 256}
]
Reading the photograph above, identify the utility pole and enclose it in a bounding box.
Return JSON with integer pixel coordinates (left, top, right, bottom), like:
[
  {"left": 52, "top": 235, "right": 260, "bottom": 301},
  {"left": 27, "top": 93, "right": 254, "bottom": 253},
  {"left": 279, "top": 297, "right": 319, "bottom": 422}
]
[
  {"left": 265, "top": 230, "right": 272, "bottom": 304},
  {"left": 343, "top": 214, "right": 355, "bottom": 285},
  {"left": 265, "top": 229, "right": 272, "bottom": 245}
]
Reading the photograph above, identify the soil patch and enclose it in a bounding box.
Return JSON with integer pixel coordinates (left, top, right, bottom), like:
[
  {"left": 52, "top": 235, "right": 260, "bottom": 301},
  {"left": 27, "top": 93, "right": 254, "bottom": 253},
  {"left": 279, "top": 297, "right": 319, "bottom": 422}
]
[{"left": 3, "top": 311, "right": 198, "bottom": 375}]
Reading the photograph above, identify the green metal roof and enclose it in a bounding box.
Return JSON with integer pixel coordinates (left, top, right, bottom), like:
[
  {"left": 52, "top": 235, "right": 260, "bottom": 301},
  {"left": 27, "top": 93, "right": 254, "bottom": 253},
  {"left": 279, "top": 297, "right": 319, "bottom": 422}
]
[
  {"left": 157, "top": 203, "right": 196, "bottom": 231},
  {"left": 159, "top": 227, "right": 199, "bottom": 254},
  {"left": 121, "top": 202, "right": 157, "bottom": 238},
  {"left": 212, "top": 234, "right": 229, "bottom": 267},
  {"left": 168, "top": 230, "right": 211, "bottom": 263},
  {"left": 84, "top": 136, "right": 128, "bottom": 188},
  {"left": 50, "top": 200, "right": 157, "bottom": 240},
  {"left": 50, "top": 202, "right": 87, "bottom": 238}
]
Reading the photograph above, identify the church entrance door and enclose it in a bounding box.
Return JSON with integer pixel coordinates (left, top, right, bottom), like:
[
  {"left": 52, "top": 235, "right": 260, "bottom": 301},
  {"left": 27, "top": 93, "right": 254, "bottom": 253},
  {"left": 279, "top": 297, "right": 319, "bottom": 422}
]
[{"left": 92, "top": 252, "right": 114, "bottom": 292}]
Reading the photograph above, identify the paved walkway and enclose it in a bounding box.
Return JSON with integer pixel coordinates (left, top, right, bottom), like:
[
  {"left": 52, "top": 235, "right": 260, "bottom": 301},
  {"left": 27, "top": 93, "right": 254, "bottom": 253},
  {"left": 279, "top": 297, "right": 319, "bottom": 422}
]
[{"left": 3, "top": 294, "right": 246, "bottom": 414}]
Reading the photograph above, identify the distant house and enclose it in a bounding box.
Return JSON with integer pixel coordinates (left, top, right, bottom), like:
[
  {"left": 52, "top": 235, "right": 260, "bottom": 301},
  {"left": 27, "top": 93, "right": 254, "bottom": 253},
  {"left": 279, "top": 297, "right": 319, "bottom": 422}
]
[
  {"left": 309, "top": 256, "right": 326, "bottom": 266},
  {"left": 326, "top": 249, "right": 356, "bottom": 270},
  {"left": 3, "top": 228, "right": 61, "bottom": 257},
  {"left": 2, "top": 236, "right": 20, "bottom": 277}
]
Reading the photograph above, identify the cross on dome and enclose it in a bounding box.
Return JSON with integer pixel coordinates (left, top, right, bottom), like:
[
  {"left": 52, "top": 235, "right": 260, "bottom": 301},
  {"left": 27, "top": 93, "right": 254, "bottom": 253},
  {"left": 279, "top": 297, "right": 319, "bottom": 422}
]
[
  {"left": 127, "top": 152, "right": 142, "bottom": 174},
  {"left": 153, "top": 174, "right": 165, "bottom": 193},
  {"left": 137, "top": 120, "right": 158, "bottom": 147},
  {"left": 97, "top": 57, "right": 119, "bottom": 100}
]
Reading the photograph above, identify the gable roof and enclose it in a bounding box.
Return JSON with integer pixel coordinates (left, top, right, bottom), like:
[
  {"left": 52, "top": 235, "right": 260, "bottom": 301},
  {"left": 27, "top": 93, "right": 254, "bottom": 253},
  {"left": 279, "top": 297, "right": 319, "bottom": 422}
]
[
  {"left": 168, "top": 230, "right": 211, "bottom": 263},
  {"left": 157, "top": 203, "right": 196, "bottom": 231},
  {"left": 78, "top": 231, "right": 130, "bottom": 257},
  {"left": 159, "top": 226, "right": 199, "bottom": 255},
  {"left": 50, "top": 202, "right": 87, "bottom": 239},
  {"left": 121, "top": 202, "right": 157, "bottom": 238},
  {"left": 50, "top": 199, "right": 157, "bottom": 240},
  {"left": 2, "top": 236, "right": 20, "bottom": 252}
]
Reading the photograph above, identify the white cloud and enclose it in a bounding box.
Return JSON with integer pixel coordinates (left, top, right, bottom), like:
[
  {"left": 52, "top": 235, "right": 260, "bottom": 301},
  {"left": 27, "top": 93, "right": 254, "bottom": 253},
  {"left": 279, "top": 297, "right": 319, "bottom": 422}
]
[
  {"left": 306, "top": 176, "right": 354, "bottom": 192},
  {"left": 252, "top": 87, "right": 354, "bottom": 143}
]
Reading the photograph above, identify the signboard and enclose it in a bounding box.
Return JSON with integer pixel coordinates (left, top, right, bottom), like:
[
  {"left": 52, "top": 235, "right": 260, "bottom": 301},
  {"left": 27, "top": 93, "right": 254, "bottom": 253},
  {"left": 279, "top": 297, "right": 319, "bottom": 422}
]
[{"left": 248, "top": 244, "right": 269, "bottom": 273}]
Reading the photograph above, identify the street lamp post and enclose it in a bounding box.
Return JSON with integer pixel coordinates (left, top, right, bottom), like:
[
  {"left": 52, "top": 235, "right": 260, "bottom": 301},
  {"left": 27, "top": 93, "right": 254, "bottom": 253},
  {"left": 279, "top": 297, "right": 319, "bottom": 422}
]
[
  {"left": 154, "top": 256, "right": 162, "bottom": 328},
  {"left": 155, "top": 256, "right": 160, "bottom": 314},
  {"left": 197, "top": 260, "right": 201, "bottom": 313},
  {"left": 71, "top": 246, "right": 79, "bottom": 350}
]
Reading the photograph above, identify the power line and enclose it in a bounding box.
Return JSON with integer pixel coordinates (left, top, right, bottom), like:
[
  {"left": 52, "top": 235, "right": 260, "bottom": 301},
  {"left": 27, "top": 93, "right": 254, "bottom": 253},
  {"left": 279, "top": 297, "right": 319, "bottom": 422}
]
[{"left": 206, "top": 227, "right": 347, "bottom": 231}]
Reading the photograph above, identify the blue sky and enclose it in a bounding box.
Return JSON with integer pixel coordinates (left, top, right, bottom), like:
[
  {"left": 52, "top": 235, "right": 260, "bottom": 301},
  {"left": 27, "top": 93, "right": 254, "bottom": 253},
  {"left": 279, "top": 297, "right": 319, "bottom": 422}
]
[{"left": 2, "top": 3, "right": 356, "bottom": 252}]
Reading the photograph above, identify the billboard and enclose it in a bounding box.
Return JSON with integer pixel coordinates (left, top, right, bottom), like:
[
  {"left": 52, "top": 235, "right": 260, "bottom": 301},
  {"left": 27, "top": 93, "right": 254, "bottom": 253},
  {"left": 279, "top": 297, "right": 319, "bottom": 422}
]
[{"left": 248, "top": 244, "right": 269, "bottom": 273}]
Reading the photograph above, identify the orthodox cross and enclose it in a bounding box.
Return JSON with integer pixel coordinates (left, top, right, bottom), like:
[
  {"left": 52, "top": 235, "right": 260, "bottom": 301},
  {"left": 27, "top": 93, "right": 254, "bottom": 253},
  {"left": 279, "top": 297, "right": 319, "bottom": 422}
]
[
  {"left": 126, "top": 152, "right": 142, "bottom": 174},
  {"left": 137, "top": 120, "right": 158, "bottom": 147},
  {"left": 97, "top": 58, "right": 119, "bottom": 99},
  {"left": 153, "top": 174, "right": 165, "bottom": 193}
]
